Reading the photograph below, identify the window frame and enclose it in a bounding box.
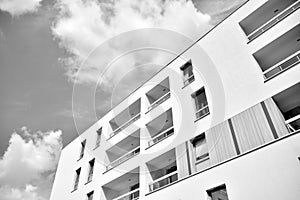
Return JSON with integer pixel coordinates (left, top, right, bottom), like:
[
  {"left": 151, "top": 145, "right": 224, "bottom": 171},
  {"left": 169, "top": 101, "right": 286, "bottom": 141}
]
[
  {"left": 87, "top": 191, "right": 94, "bottom": 200},
  {"left": 86, "top": 158, "right": 95, "bottom": 183},
  {"left": 191, "top": 87, "right": 210, "bottom": 121},
  {"left": 95, "top": 128, "right": 102, "bottom": 149},
  {"left": 79, "top": 139, "right": 86, "bottom": 160},
  {"left": 207, "top": 184, "right": 229, "bottom": 200},
  {"left": 72, "top": 168, "right": 81, "bottom": 191},
  {"left": 180, "top": 60, "right": 195, "bottom": 87},
  {"left": 191, "top": 133, "right": 209, "bottom": 165}
]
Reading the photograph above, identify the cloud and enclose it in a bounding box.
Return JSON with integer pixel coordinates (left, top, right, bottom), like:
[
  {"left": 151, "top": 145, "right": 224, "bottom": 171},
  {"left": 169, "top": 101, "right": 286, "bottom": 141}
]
[
  {"left": 0, "top": 127, "right": 62, "bottom": 200},
  {"left": 0, "top": 0, "right": 43, "bottom": 16},
  {"left": 52, "top": 0, "right": 213, "bottom": 86},
  {"left": 0, "top": 185, "right": 45, "bottom": 200}
]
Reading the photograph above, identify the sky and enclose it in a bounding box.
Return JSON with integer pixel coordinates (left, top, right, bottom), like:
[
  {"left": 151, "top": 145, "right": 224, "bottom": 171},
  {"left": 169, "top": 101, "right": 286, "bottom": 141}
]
[{"left": 0, "top": 0, "right": 245, "bottom": 199}]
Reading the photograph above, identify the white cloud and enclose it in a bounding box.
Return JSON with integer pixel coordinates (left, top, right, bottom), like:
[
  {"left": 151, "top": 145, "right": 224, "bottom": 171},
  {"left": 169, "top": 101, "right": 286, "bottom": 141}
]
[
  {"left": 52, "top": 0, "right": 213, "bottom": 86},
  {"left": 0, "top": 0, "right": 43, "bottom": 16},
  {"left": 0, "top": 185, "right": 46, "bottom": 200},
  {"left": 0, "top": 127, "right": 62, "bottom": 200}
]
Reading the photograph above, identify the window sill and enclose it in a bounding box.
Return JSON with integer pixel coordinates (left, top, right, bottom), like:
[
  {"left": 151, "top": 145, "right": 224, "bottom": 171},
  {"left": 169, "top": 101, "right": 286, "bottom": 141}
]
[
  {"left": 71, "top": 188, "right": 78, "bottom": 193},
  {"left": 93, "top": 145, "right": 100, "bottom": 150},
  {"left": 77, "top": 156, "right": 83, "bottom": 162},
  {"left": 85, "top": 180, "right": 92, "bottom": 185}
]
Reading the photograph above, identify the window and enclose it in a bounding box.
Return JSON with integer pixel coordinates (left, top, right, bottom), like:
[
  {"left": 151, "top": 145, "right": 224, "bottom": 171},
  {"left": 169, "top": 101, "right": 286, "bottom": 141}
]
[
  {"left": 87, "top": 159, "right": 95, "bottom": 183},
  {"left": 73, "top": 168, "right": 81, "bottom": 191},
  {"left": 95, "top": 128, "right": 102, "bottom": 148},
  {"left": 79, "top": 140, "right": 86, "bottom": 160},
  {"left": 180, "top": 60, "right": 195, "bottom": 86},
  {"left": 207, "top": 184, "right": 229, "bottom": 200},
  {"left": 193, "top": 134, "right": 209, "bottom": 163},
  {"left": 87, "top": 191, "right": 94, "bottom": 200},
  {"left": 192, "top": 87, "right": 209, "bottom": 120},
  {"left": 191, "top": 134, "right": 210, "bottom": 171}
]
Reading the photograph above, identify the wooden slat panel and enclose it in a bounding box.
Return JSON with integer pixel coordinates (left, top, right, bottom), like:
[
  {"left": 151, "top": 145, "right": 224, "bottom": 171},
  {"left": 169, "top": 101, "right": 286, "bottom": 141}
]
[
  {"left": 264, "top": 98, "right": 289, "bottom": 137},
  {"left": 175, "top": 143, "right": 189, "bottom": 179},
  {"left": 206, "top": 121, "right": 237, "bottom": 165},
  {"left": 231, "top": 103, "right": 274, "bottom": 152}
]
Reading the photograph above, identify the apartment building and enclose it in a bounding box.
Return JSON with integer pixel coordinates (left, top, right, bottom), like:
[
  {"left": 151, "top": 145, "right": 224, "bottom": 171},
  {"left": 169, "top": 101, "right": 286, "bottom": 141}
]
[{"left": 50, "top": 0, "right": 300, "bottom": 200}]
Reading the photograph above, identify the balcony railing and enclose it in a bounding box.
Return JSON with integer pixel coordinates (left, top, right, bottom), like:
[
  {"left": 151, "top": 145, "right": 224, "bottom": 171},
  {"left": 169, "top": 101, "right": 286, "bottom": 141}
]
[
  {"left": 109, "top": 113, "right": 141, "bottom": 138},
  {"left": 148, "top": 126, "right": 174, "bottom": 147},
  {"left": 195, "top": 152, "right": 209, "bottom": 164},
  {"left": 148, "top": 92, "right": 171, "bottom": 111},
  {"left": 195, "top": 105, "right": 210, "bottom": 120},
  {"left": 112, "top": 188, "right": 139, "bottom": 200},
  {"left": 286, "top": 114, "right": 300, "bottom": 133},
  {"left": 247, "top": 0, "right": 300, "bottom": 41},
  {"left": 183, "top": 74, "right": 195, "bottom": 86},
  {"left": 106, "top": 147, "right": 140, "bottom": 171},
  {"left": 263, "top": 51, "right": 300, "bottom": 80},
  {"left": 149, "top": 171, "right": 178, "bottom": 192}
]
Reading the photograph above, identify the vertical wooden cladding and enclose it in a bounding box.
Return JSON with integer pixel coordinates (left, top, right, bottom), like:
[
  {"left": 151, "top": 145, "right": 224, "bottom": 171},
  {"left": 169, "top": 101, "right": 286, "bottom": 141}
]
[
  {"left": 195, "top": 97, "right": 289, "bottom": 172},
  {"left": 175, "top": 143, "right": 190, "bottom": 178},
  {"left": 229, "top": 98, "right": 289, "bottom": 153},
  {"left": 170, "top": 98, "right": 289, "bottom": 179},
  {"left": 230, "top": 103, "right": 274, "bottom": 152},
  {"left": 263, "top": 98, "right": 289, "bottom": 138},
  {"left": 206, "top": 121, "right": 238, "bottom": 165}
]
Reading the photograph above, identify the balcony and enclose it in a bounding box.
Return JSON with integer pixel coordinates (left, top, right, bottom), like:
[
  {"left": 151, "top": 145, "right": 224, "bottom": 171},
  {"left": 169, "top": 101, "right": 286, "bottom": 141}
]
[
  {"left": 109, "top": 99, "right": 141, "bottom": 139},
  {"left": 102, "top": 168, "right": 139, "bottom": 200},
  {"left": 146, "top": 108, "right": 174, "bottom": 148},
  {"left": 105, "top": 129, "right": 140, "bottom": 171},
  {"left": 273, "top": 82, "right": 300, "bottom": 133},
  {"left": 263, "top": 51, "right": 300, "bottom": 80},
  {"left": 253, "top": 24, "right": 300, "bottom": 81},
  {"left": 146, "top": 77, "right": 170, "bottom": 112},
  {"left": 146, "top": 149, "right": 178, "bottom": 192},
  {"left": 239, "top": 0, "right": 300, "bottom": 41}
]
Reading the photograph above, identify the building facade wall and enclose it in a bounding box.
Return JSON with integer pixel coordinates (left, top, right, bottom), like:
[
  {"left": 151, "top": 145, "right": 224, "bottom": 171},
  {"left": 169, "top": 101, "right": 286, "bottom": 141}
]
[{"left": 50, "top": 0, "right": 300, "bottom": 199}]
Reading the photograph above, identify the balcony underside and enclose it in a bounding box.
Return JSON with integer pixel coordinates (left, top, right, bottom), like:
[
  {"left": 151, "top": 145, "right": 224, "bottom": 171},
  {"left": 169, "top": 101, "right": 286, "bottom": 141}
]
[
  {"left": 273, "top": 82, "right": 300, "bottom": 131},
  {"left": 102, "top": 168, "right": 139, "bottom": 200},
  {"left": 253, "top": 23, "right": 300, "bottom": 80},
  {"left": 240, "top": 0, "right": 297, "bottom": 36}
]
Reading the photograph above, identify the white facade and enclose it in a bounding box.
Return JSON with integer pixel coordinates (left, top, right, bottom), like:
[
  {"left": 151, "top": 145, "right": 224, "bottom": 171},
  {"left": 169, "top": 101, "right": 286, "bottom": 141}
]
[{"left": 50, "top": 0, "right": 300, "bottom": 200}]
